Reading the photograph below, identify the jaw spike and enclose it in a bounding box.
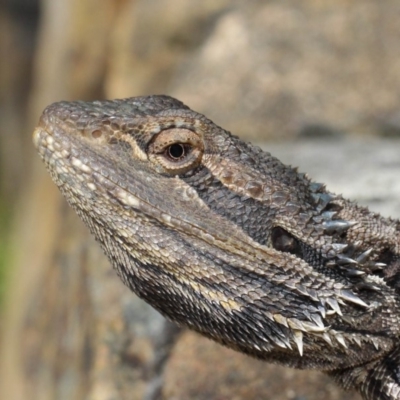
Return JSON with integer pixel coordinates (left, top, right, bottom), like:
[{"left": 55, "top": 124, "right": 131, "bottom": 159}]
[
  {"left": 323, "top": 220, "right": 357, "bottom": 235},
  {"left": 318, "top": 305, "right": 326, "bottom": 318},
  {"left": 335, "top": 333, "right": 347, "bottom": 349},
  {"left": 371, "top": 338, "right": 380, "bottom": 350},
  {"left": 322, "top": 211, "right": 338, "bottom": 220},
  {"left": 326, "top": 298, "right": 342, "bottom": 316},
  {"left": 293, "top": 330, "right": 304, "bottom": 356},
  {"left": 287, "top": 317, "right": 325, "bottom": 333},
  {"left": 301, "top": 321, "right": 326, "bottom": 333},
  {"left": 337, "top": 255, "right": 358, "bottom": 265},
  {"left": 366, "top": 261, "right": 386, "bottom": 271},
  {"left": 338, "top": 290, "right": 369, "bottom": 308},
  {"left": 273, "top": 313, "right": 289, "bottom": 328},
  {"left": 322, "top": 332, "right": 333, "bottom": 347},
  {"left": 287, "top": 318, "right": 304, "bottom": 331},
  {"left": 271, "top": 335, "right": 291, "bottom": 349},
  {"left": 310, "top": 313, "right": 325, "bottom": 329},
  {"left": 331, "top": 243, "right": 348, "bottom": 253},
  {"left": 342, "top": 268, "right": 365, "bottom": 277},
  {"left": 356, "top": 248, "right": 373, "bottom": 264}
]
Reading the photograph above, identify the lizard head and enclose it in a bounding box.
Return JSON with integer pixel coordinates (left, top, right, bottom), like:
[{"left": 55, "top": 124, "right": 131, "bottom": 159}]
[{"left": 34, "top": 95, "right": 400, "bottom": 371}]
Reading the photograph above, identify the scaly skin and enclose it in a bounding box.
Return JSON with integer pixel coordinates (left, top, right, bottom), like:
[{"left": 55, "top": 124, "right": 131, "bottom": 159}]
[{"left": 33, "top": 95, "right": 400, "bottom": 399}]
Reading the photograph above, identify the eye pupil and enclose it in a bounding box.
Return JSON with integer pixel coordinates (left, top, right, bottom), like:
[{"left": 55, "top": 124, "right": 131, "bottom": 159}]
[{"left": 168, "top": 143, "right": 185, "bottom": 159}]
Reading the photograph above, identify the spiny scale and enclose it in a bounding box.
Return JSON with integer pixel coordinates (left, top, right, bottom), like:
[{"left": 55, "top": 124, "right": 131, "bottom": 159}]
[{"left": 323, "top": 219, "right": 357, "bottom": 235}]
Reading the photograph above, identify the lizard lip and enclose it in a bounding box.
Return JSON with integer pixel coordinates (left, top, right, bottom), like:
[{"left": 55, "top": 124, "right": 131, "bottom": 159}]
[
  {"left": 32, "top": 127, "right": 42, "bottom": 149},
  {"left": 32, "top": 111, "right": 58, "bottom": 150}
]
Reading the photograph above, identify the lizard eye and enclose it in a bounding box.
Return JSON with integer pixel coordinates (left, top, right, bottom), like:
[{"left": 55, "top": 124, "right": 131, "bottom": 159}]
[
  {"left": 149, "top": 128, "right": 204, "bottom": 174},
  {"left": 166, "top": 143, "right": 189, "bottom": 160}
]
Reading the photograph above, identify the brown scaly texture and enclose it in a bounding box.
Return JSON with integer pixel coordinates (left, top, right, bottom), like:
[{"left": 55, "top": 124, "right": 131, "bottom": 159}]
[{"left": 33, "top": 95, "right": 400, "bottom": 400}]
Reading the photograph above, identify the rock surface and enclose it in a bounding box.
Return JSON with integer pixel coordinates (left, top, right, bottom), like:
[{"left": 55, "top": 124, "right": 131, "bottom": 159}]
[{"left": 164, "top": 331, "right": 359, "bottom": 400}]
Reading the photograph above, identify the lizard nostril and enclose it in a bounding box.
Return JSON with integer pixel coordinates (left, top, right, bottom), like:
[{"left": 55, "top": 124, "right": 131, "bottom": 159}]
[{"left": 92, "top": 130, "right": 102, "bottom": 139}]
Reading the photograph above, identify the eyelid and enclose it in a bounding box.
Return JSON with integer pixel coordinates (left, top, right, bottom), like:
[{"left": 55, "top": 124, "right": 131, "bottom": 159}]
[{"left": 148, "top": 128, "right": 204, "bottom": 174}]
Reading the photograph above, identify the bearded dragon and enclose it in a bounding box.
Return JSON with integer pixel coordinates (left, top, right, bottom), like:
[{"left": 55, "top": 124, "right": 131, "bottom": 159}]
[{"left": 33, "top": 95, "right": 400, "bottom": 400}]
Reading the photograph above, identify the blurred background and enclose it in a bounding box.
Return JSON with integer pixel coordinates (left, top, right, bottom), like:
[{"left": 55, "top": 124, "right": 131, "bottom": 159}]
[{"left": 0, "top": 1, "right": 399, "bottom": 399}]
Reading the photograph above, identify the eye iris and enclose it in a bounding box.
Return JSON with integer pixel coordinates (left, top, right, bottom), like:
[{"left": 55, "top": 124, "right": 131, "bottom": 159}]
[{"left": 168, "top": 143, "right": 185, "bottom": 159}]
